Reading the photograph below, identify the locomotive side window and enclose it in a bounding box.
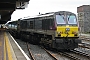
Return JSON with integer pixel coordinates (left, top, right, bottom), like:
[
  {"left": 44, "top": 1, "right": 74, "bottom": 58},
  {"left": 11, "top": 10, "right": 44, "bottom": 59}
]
[
  {"left": 30, "top": 21, "right": 34, "bottom": 29},
  {"left": 15, "top": 25, "right": 17, "bottom": 29},
  {"left": 45, "top": 19, "right": 49, "bottom": 30},
  {"left": 49, "top": 18, "right": 55, "bottom": 30},
  {"left": 20, "top": 21, "right": 27, "bottom": 29},
  {"left": 8, "top": 24, "right": 11, "bottom": 28},
  {"left": 35, "top": 18, "right": 42, "bottom": 29},
  {"left": 42, "top": 19, "right": 47, "bottom": 30},
  {"left": 42, "top": 19, "right": 50, "bottom": 30},
  {"left": 20, "top": 21, "right": 23, "bottom": 29},
  {"left": 27, "top": 21, "right": 30, "bottom": 29},
  {"left": 42, "top": 18, "right": 54, "bottom": 30},
  {"left": 24, "top": 21, "right": 27, "bottom": 29},
  {"left": 11, "top": 24, "right": 14, "bottom": 29}
]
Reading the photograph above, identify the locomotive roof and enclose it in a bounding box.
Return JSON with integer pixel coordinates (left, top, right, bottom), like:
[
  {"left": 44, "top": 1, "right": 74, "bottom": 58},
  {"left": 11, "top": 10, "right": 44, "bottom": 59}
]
[
  {"left": 19, "top": 11, "right": 76, "bottom": 20},
  {"left": 5, "top": 20, "right": 18, "bottom": 25},
  {"left": 20, "top": 12, "right": 54, "bottom": 20}
]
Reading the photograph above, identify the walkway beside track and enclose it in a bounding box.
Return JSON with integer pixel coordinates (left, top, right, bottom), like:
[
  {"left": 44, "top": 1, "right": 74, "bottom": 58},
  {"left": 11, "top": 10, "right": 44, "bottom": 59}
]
[{"left": 0, "top": 31, "right": 30, "bottom": 60}]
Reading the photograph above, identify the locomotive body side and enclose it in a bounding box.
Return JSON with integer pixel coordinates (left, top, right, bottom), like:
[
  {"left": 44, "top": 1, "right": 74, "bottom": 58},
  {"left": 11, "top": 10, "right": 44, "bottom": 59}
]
[{"left": 19, "top": 11, "right": 81, "bottom": 50}]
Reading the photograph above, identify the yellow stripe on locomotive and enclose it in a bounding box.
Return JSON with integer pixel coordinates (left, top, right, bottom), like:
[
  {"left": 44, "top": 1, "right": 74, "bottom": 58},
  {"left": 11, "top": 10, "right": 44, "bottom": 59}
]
[{"left": 56, "top": 25, "right": 79, "bottom": 37}]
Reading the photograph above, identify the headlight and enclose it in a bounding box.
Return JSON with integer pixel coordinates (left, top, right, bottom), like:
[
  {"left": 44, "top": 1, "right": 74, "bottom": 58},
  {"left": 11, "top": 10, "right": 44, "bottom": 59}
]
[{"left": 66, "top": 28, "right": 70, "bottom": 31}]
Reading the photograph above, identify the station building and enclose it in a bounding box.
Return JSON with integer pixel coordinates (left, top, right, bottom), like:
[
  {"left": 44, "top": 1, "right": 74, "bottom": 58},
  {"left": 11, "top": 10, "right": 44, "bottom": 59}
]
[{"left": 77, "top": 5, "right": 90, "bottom": 33}]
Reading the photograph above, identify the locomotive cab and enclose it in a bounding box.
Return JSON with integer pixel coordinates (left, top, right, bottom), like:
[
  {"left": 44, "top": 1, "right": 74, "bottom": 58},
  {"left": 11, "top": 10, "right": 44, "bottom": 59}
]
[
  {"left": 52, "top": 12, "right": 81, "bottom": 50},
  {"left": 55, "top": 13, "right": 79, "bottom": 37}
]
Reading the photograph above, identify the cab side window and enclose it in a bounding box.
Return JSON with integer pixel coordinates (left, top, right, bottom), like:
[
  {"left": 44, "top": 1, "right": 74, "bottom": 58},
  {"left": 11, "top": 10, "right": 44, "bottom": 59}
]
[{"left": 30, "top": 21, "right": 34, "bottom": 29}]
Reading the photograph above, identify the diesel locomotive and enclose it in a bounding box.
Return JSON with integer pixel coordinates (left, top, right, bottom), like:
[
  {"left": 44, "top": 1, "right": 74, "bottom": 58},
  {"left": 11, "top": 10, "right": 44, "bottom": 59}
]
[{"left": 6, "top": 11, "right": 81, "bottom": 50}]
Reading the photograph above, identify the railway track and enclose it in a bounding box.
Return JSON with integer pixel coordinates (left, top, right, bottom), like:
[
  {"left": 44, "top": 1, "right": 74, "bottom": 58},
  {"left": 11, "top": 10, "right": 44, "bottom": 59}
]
[
  {"left": 79, "top": 43, "right": 90, "bottom": 49},
  {"left": 15, "top": 39, "right": 69, "bottom": 60},
  {"left": 26, "top": 42, "right": 57, "bottom": 60},
  {"left": 78, "top": 35, "right": 90, "bottom": 52},
  {"left": 79, "top": 35, "right": 90, "bottom": 49},
  {"left": 70, "top": 49, "right": 90, "bottom": 59},
  {"left": 42, "top": 47, "right": 58, "bottom": 60},
  {"left": 79, "top": 35, "right": 90, "bottom": 41},
  {"left": 15, "top": 39, "right": 90, "bottom": 60},
  {"left": 15, "top": 36, "right": 90, "bottom": 60},
  {"left": 78, "top": 42, "right": 90, "bottom": 58},
  {"left": 40, "top": 46, "right": 90, "bottom": 60},
  {"left": 52, "top": 49, "right": 90, "bottom": 60},
  {"left": 39, "top": 45, "right": 90, "bottom": 60},
  {"left": 27, "top": 42, "right": 35, "bottom": 60},
  {"left": 58, "top": 52, "right": 81, "bottom": 60}
]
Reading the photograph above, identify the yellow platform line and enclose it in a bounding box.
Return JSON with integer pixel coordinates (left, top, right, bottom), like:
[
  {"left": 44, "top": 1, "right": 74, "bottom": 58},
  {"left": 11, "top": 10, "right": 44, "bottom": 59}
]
[
  {"left": 4, "top": 32, "right": 13, "bottom": 60},
  {"left": 4, "top": 37, "right": 6, "bottom": 60}
]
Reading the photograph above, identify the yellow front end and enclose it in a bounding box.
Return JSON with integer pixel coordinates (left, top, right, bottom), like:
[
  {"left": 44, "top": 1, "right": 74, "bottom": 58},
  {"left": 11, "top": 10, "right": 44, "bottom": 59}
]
[{"left": 56, "top": 25, "right": 79, "bottom": 37}]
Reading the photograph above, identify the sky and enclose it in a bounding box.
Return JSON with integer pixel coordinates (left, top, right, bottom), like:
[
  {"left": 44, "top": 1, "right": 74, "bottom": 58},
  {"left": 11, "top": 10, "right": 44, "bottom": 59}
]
[{"left": 11, "top": 0, "right": 90, "bottom": 20}]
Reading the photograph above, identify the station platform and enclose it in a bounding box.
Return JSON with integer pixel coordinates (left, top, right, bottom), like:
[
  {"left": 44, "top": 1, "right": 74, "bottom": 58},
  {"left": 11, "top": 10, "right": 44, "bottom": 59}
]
[{"left": 0, "top": 31, "right": 30, "bottom": 60}]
